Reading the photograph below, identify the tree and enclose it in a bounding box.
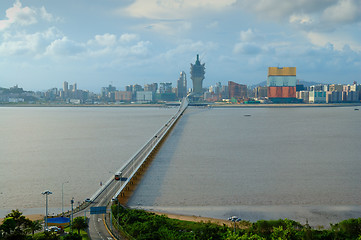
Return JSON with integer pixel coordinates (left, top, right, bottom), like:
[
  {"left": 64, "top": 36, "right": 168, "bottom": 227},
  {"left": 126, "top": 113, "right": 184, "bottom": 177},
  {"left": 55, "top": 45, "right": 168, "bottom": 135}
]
[
  {"left": 63, "top": 232, "right": 82, "bottom": 240},
  {"left": 26, "top": 220, "right": 42, "bottom": 236},
  {"left": 72, "top": 217, "right": 88, "bottom": 235},
  {"left": 34, "top": 231, "right": 60, "bottom": 240},
  {"left": 0, "top": 217, "right": 17, "bottom": 235},
  {"left": 0, "top": 210, "right": 30, "bottom": 240},
  {"left": 5, "top": 210, "right": 28, "bottom": 229}
]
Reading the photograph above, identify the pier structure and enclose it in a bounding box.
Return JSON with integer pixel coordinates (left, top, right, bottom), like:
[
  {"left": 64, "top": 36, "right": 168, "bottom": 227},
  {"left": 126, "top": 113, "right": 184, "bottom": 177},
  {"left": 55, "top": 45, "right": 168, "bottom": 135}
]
[
  {"left": 87, "top": 97, "right": 188, "bottom": 204},
  {"left": 75, "top": 97, "right": 188, "bottom": 239},
  {"left": 111, "top": 97, "right": 188, "bottom": 204}
]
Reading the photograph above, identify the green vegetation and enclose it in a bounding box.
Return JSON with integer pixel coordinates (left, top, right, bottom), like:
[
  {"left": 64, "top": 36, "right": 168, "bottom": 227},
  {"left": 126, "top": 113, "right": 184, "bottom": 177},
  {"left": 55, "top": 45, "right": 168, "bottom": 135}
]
[
  {"left": 71, "top": 217, "right": 88, "bottom": 235},
  {"left": 2, "top": 208, "right": 361, "bottom": 239},
  {"left": 111, "top": 206, "right": 361, "bottom": 240},
  {"left": 0, "top": 210, "right": 89, "bottom": 240}
]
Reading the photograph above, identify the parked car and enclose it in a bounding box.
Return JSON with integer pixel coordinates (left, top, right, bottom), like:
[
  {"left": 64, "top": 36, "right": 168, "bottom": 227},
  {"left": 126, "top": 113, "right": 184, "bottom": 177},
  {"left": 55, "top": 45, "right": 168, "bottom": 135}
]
[{"left": 46, "top": 226, "right": 61, "bottom": 233}]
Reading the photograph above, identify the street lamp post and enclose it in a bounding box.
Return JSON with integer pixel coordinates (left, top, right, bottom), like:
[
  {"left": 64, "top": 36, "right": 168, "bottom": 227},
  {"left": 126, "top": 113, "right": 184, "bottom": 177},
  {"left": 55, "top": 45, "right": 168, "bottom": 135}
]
[
  {"left": 42, "top": 190, "right": 52, "bottom": 231},
  {"left": 71, "top": 198, "right": 74, "bottom": 233},
  {"left": 228, "top": 216, "right": 241, "bottom": 233},
  {"left": 62, "top": 181, "right": 69, "bottom": 216}
]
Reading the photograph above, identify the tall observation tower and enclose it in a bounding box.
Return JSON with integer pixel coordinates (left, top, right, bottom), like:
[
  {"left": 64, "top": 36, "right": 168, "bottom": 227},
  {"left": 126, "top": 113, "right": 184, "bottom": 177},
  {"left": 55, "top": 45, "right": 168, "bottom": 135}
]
[{"left": 190, "top": 54, "right": 205, "bottom": 96}]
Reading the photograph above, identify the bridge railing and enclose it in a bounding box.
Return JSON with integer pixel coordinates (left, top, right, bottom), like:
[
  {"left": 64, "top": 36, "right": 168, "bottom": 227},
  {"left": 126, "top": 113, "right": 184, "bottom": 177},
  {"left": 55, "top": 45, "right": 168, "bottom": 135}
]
[
  {"left": 89, "top": 98, "right": 188, "bottom": 203},
  {"left": 111, "top": 97, "right": 188, "bottom": 200}
]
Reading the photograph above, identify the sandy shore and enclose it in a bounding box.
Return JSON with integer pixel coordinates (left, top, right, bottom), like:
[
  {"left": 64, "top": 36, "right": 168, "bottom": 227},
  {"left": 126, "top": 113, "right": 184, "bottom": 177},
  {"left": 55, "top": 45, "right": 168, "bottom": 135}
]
[
  {"left": 151, "top": 211, "right": 233, "bottom": 227},
  {"left": 0, "top": 212, "right": 232, "bottom": 228},
  {"left": 0, "top": 214, "right": 44, "bottom": 222}
]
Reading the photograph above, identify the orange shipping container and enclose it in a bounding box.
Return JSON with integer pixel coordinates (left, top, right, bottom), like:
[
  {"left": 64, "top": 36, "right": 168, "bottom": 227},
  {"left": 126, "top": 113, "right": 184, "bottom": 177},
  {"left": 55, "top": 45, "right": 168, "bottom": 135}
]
[{"left": 268, "top": 87, "right": 296, "bottom": 98}]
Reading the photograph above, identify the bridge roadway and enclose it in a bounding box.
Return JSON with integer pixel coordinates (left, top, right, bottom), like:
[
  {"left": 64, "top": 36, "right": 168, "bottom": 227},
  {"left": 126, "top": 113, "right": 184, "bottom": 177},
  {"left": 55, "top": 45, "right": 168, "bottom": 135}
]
[{"left": 73, "top": 97, "right": 188, "bottom": 240}]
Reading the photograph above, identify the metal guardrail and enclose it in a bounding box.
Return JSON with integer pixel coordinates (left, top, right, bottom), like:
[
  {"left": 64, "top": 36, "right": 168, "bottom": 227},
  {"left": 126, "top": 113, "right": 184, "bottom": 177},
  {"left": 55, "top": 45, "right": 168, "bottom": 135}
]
[
  {"left": 111, "top": 97, "right": 188, "bottom": 200},
  {"left": 88, "top": 97, "right": 188, "bottom": 203}
]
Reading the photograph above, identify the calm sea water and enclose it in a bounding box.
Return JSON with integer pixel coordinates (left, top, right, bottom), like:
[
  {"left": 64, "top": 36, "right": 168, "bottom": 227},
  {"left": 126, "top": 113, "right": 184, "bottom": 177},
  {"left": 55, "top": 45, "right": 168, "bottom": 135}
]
[
  {"left": 0, "top": 107, "right": 177, "bottom": 216},
  {"left": 1, "top": 106, "right": 360, "bottom": 227},
  {"left": 127, "top": 106, "right": 361, "bottom": 227}
]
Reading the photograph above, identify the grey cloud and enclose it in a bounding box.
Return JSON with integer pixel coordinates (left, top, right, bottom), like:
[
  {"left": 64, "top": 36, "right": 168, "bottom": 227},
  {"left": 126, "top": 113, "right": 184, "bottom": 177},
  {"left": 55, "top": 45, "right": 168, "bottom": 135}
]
[{"left": 237, "top": 0, "right": 361, "bottom": 32}]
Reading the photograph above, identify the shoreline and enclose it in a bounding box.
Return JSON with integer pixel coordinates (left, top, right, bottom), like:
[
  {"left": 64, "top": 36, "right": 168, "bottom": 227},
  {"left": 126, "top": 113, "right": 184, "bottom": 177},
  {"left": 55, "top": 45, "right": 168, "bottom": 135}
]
[
  {"left": 150, "top": 211, "right": 233, "bottom": 227},
  {"left": 0, "top": 214, "right": 44, "bottom": 222},
  {"left": 211, "top": 103, "right": 361, "bottom": 108},
  {"left": 0, "top": 103, "right": 360, "bottom": 108}
]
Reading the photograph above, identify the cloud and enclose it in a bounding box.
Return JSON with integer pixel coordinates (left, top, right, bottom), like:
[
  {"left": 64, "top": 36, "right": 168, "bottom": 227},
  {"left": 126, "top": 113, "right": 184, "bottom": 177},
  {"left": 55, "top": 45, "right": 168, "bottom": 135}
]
[
  {"left": 0, "top": 1, "right": 57, "bottom": 31},
  {"left": 0, "top": 0, "right": 37, "bottom": 30},
  {"left": 233, "top": 28, "right": 269, "bottom": 55},
  {"left": 122, "top": 0, "right": 237, "bottom": 19},
  {"left": 45, "top": 37, "right": 86, "bottom": 57},
  {"left": 142, "top": 20, "right": 192, "bottom": 35},
  {"left": 119, "top": 33, "right": 138, "bottom": 43},
  {"left": 306, "top": 31, "right": 361, "bottom": 51},
  {"left": 0, "top": 27, "right": 62, "bottom": 56},
  {"left": 160, "top": 40, "right": 218, "bottom": 60},
  {"left": 289, "top": 14, "right": 314, "bottom": 25},
  {"left": 93, "top": 33, "right": 117, "bottom": 46},
  {"left": 238, "top": 0, "right": 336, "bottom": 21},
  {"left": 39, "top": 6, "right": 56, "bottom": 22},
  {"left": 321, "top": 0, "right": 361, "bottom": 25},
  {"left": 127, "top": 41, "right": 151, "bottom": 56},
  {"left": 236, "top": 0, "right": 361, "bottom": 31},
  {"left": 239, "top": 28, "right": 263, "bottom": 42},
  {"left": 86, "top": 33, "right": 149, "bottom": 58}
]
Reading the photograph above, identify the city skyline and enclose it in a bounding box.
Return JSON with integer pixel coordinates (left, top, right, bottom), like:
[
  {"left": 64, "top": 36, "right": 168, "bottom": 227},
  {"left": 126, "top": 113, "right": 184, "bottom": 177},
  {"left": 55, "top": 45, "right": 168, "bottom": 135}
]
[{"left": 0, "top": 0, "right": 361, "bottom": 92}]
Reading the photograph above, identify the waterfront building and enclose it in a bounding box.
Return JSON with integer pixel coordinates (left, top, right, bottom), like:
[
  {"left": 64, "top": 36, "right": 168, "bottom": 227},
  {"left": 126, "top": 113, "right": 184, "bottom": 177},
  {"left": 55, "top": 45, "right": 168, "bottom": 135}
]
[
  {"left": 115, "top": 91, "right": 132, "bottom": 102},
  {"left": 343, "top": 91, "right": 358, "bottom": 102},
  {"left": 309, "top": 85, "right": 325, "bottom": 92},
  {"left": 132, "top": 84, "right": 143, "bottom": 93},
  {"left": 326, "top": 91, "right": 342, "bottom": 103},
  {"left": 63, "top": 81, "right": 69, "bottom": 98},
  {"left": 329, "top": 84, "right": 343, "bottom": 92},
  {"left": 159, "top": 82, "right": 172, "bottom": 94},
  {"left": 144, "top": 83, "right": 158, "bottom": 93},
  {"left": 221, "top": 85, "right": 229, "bottom": 99},
  {"left": 176, "top": 71, "right": 187, "bottom": 99},
  {"left": 254, "top": 86, "right": 268, "bottom": 99},
  {"left": 297, "top": 91, "right": 309, "bottom": 103},
  {"left": 125, "top": 85, "right": 133, "bottom": 92},
  {"left": 267, "top": 67, "right": 297, "bottom": 103},
  {"left": 190, "top": 54, "right": 205, "bottom": 96},
  {"left": 228, "top": 81, "right": 247, "bottom": 100},
  {"left": 309, "top": 91, "right": 326, "bottom": 103},
  {"left": 136, "top": 91, "right": 153, "bottom": 103}
]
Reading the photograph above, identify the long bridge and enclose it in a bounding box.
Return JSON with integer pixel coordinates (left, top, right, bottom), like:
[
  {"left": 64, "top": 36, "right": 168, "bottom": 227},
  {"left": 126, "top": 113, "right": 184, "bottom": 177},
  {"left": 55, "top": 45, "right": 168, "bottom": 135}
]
[{"left": 76, "top": 97, "right": 189, "bottom": 239}]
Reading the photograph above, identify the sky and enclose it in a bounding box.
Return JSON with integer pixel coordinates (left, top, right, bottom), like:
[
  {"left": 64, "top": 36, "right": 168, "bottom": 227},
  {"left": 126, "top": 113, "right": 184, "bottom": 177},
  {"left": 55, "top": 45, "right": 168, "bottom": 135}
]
[{"left": 0, "top": 0, "right": 360, "bottom": 92}]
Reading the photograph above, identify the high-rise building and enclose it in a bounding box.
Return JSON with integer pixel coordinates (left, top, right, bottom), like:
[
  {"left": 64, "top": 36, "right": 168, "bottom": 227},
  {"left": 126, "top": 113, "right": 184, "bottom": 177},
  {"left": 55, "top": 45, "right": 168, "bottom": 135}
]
[
  {"left": 144, "top": 83, "right": 158, "bottom": 93},
  {"left": 190, "top": 54, "right": 205, "bottom": 96},
  {"left": 267, "top": 67, "right": 297, "bottom": 103},
  {"left": 115, "top": 91, "right": 132, "bottom": 102},
  {"left": 228, "top": 81, "right": 247, "bottom": 99},
  {"left": 63, "top": 81, "right": 68, "bottom": 92},
  {"left": 254, "top": 86, "right": 268, "bottom": 98},
  {"left": 176, "top": 71, "right": 187, "bottom": 99},
  {"left": 159, "top": 83, "right": 172, "bottom": 94}
]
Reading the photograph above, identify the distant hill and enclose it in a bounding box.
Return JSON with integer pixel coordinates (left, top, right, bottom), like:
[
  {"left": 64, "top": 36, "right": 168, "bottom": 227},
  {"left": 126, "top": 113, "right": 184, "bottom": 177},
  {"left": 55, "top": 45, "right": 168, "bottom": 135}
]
[{"left": 249, "top": 80, "right": 324, "bottom": 88}]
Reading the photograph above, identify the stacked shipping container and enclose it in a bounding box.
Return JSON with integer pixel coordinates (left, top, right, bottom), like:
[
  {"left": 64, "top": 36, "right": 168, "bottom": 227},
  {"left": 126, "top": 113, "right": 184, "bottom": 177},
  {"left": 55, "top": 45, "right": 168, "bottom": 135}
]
[{"left": 267, "top": 67, "right": 297, "bottom": 102}]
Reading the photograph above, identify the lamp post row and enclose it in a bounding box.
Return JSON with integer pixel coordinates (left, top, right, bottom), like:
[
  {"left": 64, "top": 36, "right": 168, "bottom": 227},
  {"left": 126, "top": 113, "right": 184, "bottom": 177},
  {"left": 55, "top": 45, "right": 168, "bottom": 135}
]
[
  {"left": 41, "top": 190, "right": 52, "bottom": 231},
  {"left": 42, "top": 181, "right": 70, "bottom": 231}
]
